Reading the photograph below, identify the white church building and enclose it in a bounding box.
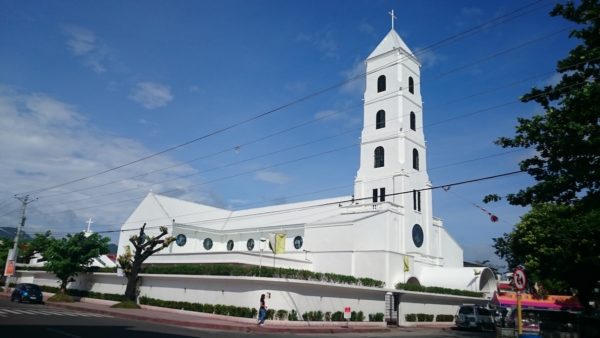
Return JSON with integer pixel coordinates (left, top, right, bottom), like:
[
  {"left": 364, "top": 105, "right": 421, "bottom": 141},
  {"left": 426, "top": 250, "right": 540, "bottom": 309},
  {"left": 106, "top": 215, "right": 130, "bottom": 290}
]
[{"left": 117, "top": 26, "right": 497, "bottom": 296}]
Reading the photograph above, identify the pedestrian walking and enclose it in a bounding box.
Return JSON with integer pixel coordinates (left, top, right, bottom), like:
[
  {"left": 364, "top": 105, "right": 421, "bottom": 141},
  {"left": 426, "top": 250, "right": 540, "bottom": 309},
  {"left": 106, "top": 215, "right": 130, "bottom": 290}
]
[{"left": 257, "top": 294, "right": 267, "bottom": 326}]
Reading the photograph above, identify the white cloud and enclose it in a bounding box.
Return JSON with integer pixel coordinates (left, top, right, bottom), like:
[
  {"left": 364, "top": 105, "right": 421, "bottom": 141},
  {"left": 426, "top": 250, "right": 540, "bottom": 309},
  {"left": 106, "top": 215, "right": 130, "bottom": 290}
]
[
  {"left": 542, "top": 73, "right": 563, "bottom": 87},
  {"left": 296, "top": 29, "right": 339, "bottom": 59},
  {"left": 283, "top": 81, "right": 307, "bottom": 94},
  {"left": 63, "top": 25, "right": 109, "bottom": 73},
  {"left": 189, "top": 85, "right": 201, "bottom": 93},
  {"left": 413, "top": 47, "right": 445, "bottom": 68},
  {"left": 0, "top": 86, "right": 207, "bottom": 241},
  {"left": 130, "top": 82, "right": 173, "bottom": 109},
  {"left": 314, "top": 109, "right": 346, "bottom": 122},
  {"left": 340, "top": 59, "right": 366, "bottom": 96},
  {"left": 358, "top": 21, "right": 376, "bottom": 37},
  {"left": 461, "top": 7, "right": 484, "bottom": 17},
  {"left": 254, "top": 170, "right": 291, "bottom": 185}
]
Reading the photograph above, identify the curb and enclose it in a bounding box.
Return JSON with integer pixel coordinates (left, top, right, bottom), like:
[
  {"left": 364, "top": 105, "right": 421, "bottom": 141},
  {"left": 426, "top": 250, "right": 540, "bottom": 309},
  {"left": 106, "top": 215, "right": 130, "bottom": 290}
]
[
  {"left": 1, "top": 293, "right": 388, "bottom": 334},
  {"left": 44, "top": 301, "right": 390, "bottom": 334}
]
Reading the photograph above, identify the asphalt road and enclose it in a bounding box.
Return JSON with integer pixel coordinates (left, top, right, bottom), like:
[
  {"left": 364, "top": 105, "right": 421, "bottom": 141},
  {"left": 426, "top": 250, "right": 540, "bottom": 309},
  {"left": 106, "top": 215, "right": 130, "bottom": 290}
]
[{"left": 0, "top": 298, "right": 494, "bottom": 338}]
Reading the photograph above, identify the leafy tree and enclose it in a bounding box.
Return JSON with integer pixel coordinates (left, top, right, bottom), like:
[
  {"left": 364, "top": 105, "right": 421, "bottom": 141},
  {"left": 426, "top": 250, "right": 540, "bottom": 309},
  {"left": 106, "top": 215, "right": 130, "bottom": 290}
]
[
  {"left": 19, "top": 231, "right": 52, "bottom": 262},
  {"left": 490, "top": 0, "right": 600, "bottom": 310},
  {"left": 494, "top": 204, "right": 600, "bottom": 304},
  {"left": 0, "top": 238, "right": 14, "bottom": 272},
  {"left": 118, "top": 223, "right": 174, "bottom": 301},
  {"left": 44, "top": 232, "right": 110, "bottom": 293},
  {"left": 487, "top": 0, "right": 599, "bottom": 208}
]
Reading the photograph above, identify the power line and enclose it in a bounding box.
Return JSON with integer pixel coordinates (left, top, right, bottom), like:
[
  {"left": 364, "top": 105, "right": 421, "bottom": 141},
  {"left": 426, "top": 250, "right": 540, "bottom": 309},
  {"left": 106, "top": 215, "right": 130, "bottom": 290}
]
[
  {"left": 17, "top": 0, "right": 549, "bottom": 196},
  {"left": 87, "top": 169, "right": 529, "bottom": 235},
  {"left": 33, "top": 25, "right": 574, "bottom": 207},
  {"left": 31, "top": 76, "right": 589, "bottom": 215}
]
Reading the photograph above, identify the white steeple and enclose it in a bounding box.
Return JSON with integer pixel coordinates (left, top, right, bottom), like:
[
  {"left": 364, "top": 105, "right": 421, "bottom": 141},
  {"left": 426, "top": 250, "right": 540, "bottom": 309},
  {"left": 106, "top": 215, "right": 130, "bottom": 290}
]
[
  {"left": 367, "top": 29, "right": 417, "bottom": 61},
  {"left": 354, "top": 21, "right": 431, "bottom": 225}
]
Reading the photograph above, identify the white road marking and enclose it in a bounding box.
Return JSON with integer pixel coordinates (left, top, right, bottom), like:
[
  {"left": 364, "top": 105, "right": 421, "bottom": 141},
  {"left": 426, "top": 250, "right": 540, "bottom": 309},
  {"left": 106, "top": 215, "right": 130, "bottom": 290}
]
[{"left": 0, "top": 307, "right": 112, "bottom": 318}]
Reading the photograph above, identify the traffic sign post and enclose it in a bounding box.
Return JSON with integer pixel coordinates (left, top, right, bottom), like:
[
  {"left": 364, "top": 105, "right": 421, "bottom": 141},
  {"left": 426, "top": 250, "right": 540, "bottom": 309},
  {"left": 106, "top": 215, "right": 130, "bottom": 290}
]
[
  {"left": 513, "top": 268, "right": 527, "bottom": 335},
  {"left": 344, "top": 306, "right": 351, "bottom": 327}
]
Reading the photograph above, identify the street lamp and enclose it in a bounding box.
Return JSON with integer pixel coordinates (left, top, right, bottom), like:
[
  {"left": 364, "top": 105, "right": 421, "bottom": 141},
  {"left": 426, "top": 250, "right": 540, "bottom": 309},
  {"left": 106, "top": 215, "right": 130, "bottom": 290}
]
[{"left": 259, "top": 237, "right": 266, "bottom": 277}]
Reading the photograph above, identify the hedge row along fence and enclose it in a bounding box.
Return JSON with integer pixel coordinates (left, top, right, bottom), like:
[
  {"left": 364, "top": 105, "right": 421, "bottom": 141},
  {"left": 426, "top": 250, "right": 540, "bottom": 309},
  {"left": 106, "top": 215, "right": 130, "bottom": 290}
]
[
  {"left": 142, "top": 264, "right": 385, "bottom": 288},
  {"left": 17, "top": 263, "right": 385, "bottom": 288},
  {"left": 395, "top": 282, "right": 484, "bottom": 298},
  {"left": 38, "top": 285, "right": 126, "bottom": 302},
  {"left": 140, "top": 296, "right": 385, "bottom": 322},
  {"left": 405, "top": 313, "right": 455, "bottom": 322}
]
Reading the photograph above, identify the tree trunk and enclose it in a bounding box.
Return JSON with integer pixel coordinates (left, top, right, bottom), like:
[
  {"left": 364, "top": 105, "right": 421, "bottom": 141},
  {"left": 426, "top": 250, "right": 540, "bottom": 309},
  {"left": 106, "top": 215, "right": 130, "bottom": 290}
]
[
  {"left": 60, "top": 279, "right": 68, "bottom": 294},
  {"left": 124, "top": 261, "right": 142, "bottom": 301}
]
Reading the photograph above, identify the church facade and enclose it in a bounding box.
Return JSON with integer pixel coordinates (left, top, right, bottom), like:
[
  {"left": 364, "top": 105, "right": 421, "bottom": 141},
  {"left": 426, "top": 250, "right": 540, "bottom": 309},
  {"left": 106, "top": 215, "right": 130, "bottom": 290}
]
[{"left": 117, "top": 28, "right": 497, "bottom": 295}]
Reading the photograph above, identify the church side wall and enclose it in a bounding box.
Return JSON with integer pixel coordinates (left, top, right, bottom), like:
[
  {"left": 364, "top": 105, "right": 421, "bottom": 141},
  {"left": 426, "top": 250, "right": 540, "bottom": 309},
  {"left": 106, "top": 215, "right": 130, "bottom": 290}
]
[
  {"left": 16, "top": 271, "right": 486, "bottom": 326},
  {"left": 439, "top": 227, "right": 463, "bottom": 268},
  {"left": 16, "top": 271, "right": 385, "bottom": 318}
]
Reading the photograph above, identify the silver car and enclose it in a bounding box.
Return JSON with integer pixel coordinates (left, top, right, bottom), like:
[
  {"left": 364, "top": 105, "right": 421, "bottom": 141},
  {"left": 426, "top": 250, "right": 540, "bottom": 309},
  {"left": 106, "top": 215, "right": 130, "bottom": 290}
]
[{"left": 455, "top": 304, "right": 495, "bottom": 330}]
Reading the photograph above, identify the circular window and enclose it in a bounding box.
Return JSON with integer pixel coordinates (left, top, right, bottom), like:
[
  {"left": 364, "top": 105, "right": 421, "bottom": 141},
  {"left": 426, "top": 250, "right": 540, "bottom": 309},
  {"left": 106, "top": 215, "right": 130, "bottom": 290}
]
[
  {"left": 412, "top": 224, "right": 424, "bottom": 248},
  {"left": 175, "top": 234, "right": 187, "bottom": 247},
  {"left": 203, "top": 238, "right": 213, "bottom": 250},
  {"left": 227, "top": 240, "right": 234, "bottom": 251},
  {"left": 293, "top": 236, "right": 303, "bottom": 250},
  {"left": 246, "top": 238, "right": 254, "bottom": 251}
]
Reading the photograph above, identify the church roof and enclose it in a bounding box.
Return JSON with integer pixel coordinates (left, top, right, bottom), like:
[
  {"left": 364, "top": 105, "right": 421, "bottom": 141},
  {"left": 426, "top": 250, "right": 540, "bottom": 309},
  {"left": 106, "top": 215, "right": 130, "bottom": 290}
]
[
  {"left": 123, "top": 192, "right": 353, "bottom": 232},
  {"left": 183, "top": 195, "right": 349, "bottom": 231},
  {"left": 367, "top": 29, "right": 416, "bottom": 60},
  {"left": 418, "top": 266, "right": 498, "bottom": 294}
]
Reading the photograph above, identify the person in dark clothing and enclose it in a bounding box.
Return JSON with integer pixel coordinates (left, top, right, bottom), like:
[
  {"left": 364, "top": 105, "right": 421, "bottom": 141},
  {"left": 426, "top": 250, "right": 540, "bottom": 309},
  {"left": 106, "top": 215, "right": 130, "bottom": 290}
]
[{"left": 258, "top": 294, "right": 267, "bottom": 325}]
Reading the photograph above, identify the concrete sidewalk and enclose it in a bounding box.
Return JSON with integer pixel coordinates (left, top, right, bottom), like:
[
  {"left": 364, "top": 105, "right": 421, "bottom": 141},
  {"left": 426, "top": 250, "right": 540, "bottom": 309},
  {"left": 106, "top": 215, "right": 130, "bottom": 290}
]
[{"left": 1, "top": 292, "right": 390, "bottom": 334}]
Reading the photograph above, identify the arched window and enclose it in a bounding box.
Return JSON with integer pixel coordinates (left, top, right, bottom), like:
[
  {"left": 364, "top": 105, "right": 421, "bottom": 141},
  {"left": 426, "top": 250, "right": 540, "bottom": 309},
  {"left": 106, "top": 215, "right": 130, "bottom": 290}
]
[
  {"left": 410, "top": 112, "right": 416, "bottom": 131},
  {"left": 377, "top": 75, "right": 386, "bottom": 93},
  {"left": 376, "top": 110, "right": 385, "bottom": 129},
  {"left": 408, "top": 77, "right": 414, "bottom": 94},
  {"left": 374, "top": 146, "right": 385, "bottom": 168},
  {"left": 412, "top": 148, "right": 419, "bottom": 170}
]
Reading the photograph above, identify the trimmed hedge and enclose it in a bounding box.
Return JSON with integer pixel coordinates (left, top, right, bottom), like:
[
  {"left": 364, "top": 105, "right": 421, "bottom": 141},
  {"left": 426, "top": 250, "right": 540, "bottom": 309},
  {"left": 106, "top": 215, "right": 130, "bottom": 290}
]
[
  {"left": 288, "top": 309, "right": 299, "bottom": 321},
  {"left": 417, "top": 313, "right": 434, "bottom": 322},
  {"left": 139, "top": 296, "right": 257, "bottom": 318},
  {"left": 406, "top": 313, "right": 417, "bottom": 322},
  {"left": 395, "top": 282, "right": 484, "bottom": 298},
  {"left": 39, "top": 285, "right": 125, "bottom": 302},
  {"left": 369, "top": 312, "right": 385, "bottom": 322},
  {"left": 275, "top": 309, "right": 288, "bottom": 320},
  {"left": 302, "top": 310, "right": 324, "bottom": 321},
  {"left": 331, "top": 311, "right": 344, "bottom": 321},
  {"left": 142, "top": 264, "right": 385, "bottom": 288},
  {"left": 435, "top": 314, "right": 455, "bottom": 322}
]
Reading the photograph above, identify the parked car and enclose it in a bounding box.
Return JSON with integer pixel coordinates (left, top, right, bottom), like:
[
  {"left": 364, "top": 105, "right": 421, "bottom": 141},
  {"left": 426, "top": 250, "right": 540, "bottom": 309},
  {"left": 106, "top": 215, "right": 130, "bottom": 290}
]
[
  {"left": 455, "top": 304, "right": 495, "bottom": 330},
  {"left": 505, "top": 308, "right": 540, "bottom": 332},
  {"left": 10, "top": 283, "right": 44, "bottom": 304},
  {"left": 492, "top": 306, "right": 509, "bottom": 327}
]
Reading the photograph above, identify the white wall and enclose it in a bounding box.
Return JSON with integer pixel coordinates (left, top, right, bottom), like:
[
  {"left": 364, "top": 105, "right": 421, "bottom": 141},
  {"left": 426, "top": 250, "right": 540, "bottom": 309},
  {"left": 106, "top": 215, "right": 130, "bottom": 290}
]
[{"left": 15, "top": 270, "right": 488, "bottom": 325}]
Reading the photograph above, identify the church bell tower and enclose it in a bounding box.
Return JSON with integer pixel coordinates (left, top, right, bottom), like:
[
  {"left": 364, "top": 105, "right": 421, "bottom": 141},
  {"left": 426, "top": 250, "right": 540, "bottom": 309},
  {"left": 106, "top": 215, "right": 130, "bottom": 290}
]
[{"left": 354, "top": 18, "right": 433, "bottom": 232}]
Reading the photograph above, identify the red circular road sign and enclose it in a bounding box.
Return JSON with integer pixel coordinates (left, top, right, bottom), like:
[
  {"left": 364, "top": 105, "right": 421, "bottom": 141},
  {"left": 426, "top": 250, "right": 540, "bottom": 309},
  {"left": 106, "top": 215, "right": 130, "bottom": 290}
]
[{"left": 513, "top": 268, "right": 527, "bottom": 291}]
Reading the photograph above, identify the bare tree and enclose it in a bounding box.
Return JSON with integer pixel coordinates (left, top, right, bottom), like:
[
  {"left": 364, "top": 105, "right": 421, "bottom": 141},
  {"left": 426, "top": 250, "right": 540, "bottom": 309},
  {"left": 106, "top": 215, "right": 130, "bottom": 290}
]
[{"left": 118, "top": 223, "right": 174, "bottom": 301}]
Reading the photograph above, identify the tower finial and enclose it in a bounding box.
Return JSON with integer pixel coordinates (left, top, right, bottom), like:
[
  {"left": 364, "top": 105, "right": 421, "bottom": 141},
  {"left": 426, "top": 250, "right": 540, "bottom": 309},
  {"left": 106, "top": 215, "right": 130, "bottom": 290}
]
[{"left": 388, "top": 9, "right": 397, "bottom": 30}]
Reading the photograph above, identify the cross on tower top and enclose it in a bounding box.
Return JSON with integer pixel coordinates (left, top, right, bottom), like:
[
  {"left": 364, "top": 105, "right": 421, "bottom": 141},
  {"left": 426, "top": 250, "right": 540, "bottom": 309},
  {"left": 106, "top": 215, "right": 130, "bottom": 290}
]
[
  {"left": 85, "top": 217, "right": 94, "bottom": 233},
  {"left": 388, "top": 10, "right": 397, "bottom": 30}
]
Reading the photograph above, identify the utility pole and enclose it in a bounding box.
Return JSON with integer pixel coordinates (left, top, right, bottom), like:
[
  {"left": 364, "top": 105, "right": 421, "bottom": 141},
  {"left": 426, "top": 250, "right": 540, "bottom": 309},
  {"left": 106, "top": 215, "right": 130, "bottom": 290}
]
[{"left": 3, "top": 195, "right": 36, "bottom": 292}]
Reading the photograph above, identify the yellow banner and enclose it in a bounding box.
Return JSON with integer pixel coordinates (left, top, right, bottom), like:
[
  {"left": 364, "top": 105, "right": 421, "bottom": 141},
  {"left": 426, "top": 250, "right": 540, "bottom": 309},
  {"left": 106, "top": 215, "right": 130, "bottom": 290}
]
[
  {"left": 275, "top": 233, "right": 286, "bottom": 254},
  {"left": 403, "top": 256, "right": 410, "bottom": 272}
]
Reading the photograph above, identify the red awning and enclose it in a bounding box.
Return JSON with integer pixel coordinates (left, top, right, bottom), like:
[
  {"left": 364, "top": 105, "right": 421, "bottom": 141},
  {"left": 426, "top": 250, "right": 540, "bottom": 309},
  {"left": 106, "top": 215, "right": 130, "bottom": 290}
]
[{"left": 492, "top": 292, "right": 582, "bottom": 311}]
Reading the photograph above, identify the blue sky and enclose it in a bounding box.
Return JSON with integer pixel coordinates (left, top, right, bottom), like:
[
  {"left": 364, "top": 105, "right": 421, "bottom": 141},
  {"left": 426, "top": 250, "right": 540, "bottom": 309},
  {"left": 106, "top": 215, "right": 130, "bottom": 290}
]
[{"left": 0, "top": 0, "right": 575, "bottom": 267}]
